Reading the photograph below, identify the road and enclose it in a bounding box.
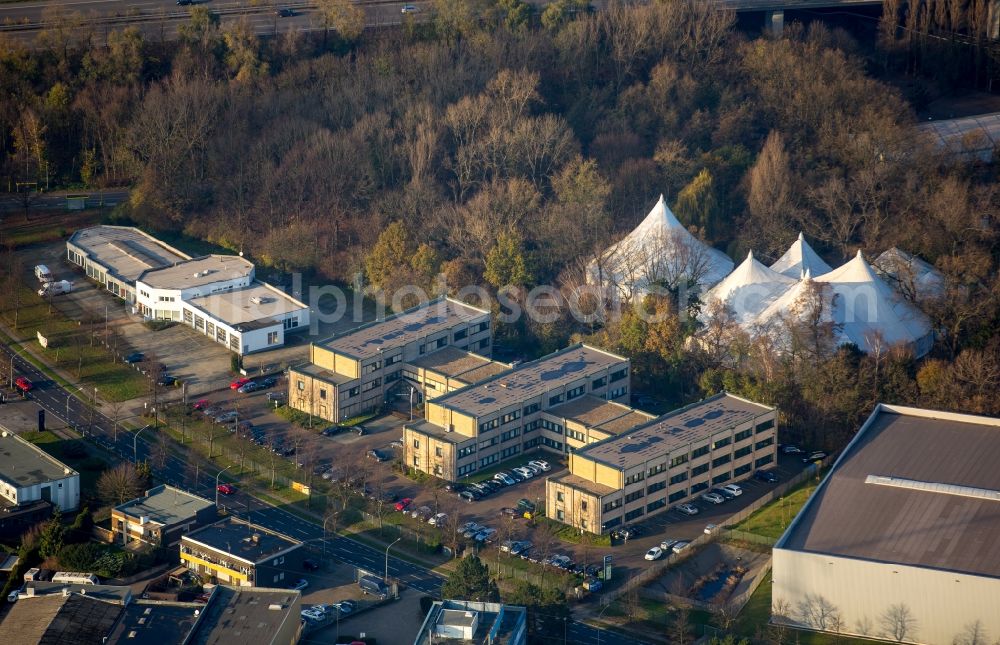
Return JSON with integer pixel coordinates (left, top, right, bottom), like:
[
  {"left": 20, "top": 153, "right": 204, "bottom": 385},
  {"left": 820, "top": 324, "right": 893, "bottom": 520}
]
[
  {"left": 0, "top": 0, "right": 419, "bottom": 46},
  {"left": 2, "top": 344, "right": 652, "bottom": 644},
  {"left": 0, "top": 189, "right": 129, "bottom": 213}
]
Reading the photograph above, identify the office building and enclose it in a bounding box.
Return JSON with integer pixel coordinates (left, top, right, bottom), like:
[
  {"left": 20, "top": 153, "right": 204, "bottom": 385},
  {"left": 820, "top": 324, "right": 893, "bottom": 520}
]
[
  {"left": 288, "top": 297, "right": 493, "bottom": 423},
  {"left": 66, "top": 226, "right": 309, "bottom": 354},
  {"left": 112, "top": 484, "right": 216, "bottom": 547},
  {"left": 180, "top": 517, "right": 304, "bottom": 587},
  {"left": 404, "top": 344, "right": 631, "bottom": 481},
  {"left": 773, "top": 404, "right": 1000, "bottom": 645},
  {"left": 414, "top": 600, "right": 527, "bottom": 645},
  {"left": 546, "top": 393, "right": 776, "bottom": 534},
  {"left": 0, "top": 429, "right": 79, "bottom": 512}
]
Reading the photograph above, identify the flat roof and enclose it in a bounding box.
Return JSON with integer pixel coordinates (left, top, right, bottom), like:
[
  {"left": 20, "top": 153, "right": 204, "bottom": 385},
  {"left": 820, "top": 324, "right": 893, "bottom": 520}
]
[
  {"left": 432, "top": 345, "right": 628, "bottom": 418},
  {"left": 291, "top": 362, "right": 357, "bottom": 385},
  {"left": 405, "top": 419, "right": 469, "bottom": 445},
  {"left": 316, "top": 297, "right": 489, "bottom": 361},
  {"left": 183, "top": 518, "right": 299, "bottom": 564},
  {"left": 187, "top": 586, "right": 300, "bottom": 645},
  {"left": 68, "top": 226, "right": 189, "bottom": 283},
  {"left": 550, "top": 472, "right": 618, "bottom": 498},
  {"left": 408, "top": 346, "right": 510, "bottom": 383},
  {"left": 137, "top": 254, "right": 254, "bottom": 290},
  {"left": 0, "top": 593, "right": 124, "bottom": 644},
  {"left": 114, "top": 484, "right": 214, "bottom": 527},
  {"left": 577, "top": 393, "right": 775, "bottom": 470},
  {"left": 0, "top": 430, "right": 77, "bottom": 489},
  {"left": 105, "top": 601, "right": 201, "bottom": 645},
  {"left": 919, "top": 111, "right": 1000, "bottom": 153},
  {"left": 546, "top": 395, "right": 655, "bottom": 436},
  {"left": 25, "top": 581, "right": 132, "bottom": 604},
  {"left": 415, "top": 601, "right": 526, "bottom": 645},
  {"left": 779, "top": 405, "right": 1000, "bottom": 579},
  {"left": 186, "top": 282, "right": 308, "bottom": 331}
]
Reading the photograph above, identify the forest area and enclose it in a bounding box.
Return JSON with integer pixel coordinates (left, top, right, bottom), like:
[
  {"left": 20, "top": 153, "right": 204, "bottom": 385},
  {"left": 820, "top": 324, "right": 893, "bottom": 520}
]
[{"left": 1, "top": 0, "right": 999, "bottom": 450}]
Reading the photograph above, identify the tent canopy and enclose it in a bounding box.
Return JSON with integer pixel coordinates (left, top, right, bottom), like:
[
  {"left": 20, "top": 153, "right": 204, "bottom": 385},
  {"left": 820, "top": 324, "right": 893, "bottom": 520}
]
[
  {"left": 770, "top": 232, "right": 832, "bottom": 279},
  {"left": 702, "top": 251, "right": 795, "bottom": 324}
]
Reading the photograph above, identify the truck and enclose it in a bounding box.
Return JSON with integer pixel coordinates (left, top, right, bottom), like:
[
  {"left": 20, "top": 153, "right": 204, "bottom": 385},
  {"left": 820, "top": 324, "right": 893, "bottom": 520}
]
[
  {"left": 38, "top": 280, "right": 72, "bottom": 297},
  {"left": 34, "top": 265, "right": 52, "bottom": 283}
]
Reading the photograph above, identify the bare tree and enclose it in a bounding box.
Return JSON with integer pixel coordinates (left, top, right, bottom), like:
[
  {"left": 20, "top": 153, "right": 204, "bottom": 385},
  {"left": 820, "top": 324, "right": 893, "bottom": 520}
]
[
  {"left": 879, "top": 603, "right": 917, "bottom": 643},
  {"left": 151, "top": 431, "right": 170, "bottom": 470},
  {"left": 671, "top": 602, "right": 693, "bottom": 645},
  {"left": 797, "top": 593, "right": 842, "bottom": 631},
  {"left": 97, "top": 461, "right": 145, "bottom": 506}
]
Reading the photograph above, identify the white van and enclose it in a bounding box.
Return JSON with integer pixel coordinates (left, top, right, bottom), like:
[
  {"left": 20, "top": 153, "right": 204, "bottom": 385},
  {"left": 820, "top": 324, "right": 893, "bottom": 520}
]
[
  {"left": 38, "top": 280, "right": 73, "bottom": 297},
  {"left": 51, "top": 571, "right": 100, "bottom": 585},
  {"left": 34, "top": 265, "right": 52, "bottom": 283}
]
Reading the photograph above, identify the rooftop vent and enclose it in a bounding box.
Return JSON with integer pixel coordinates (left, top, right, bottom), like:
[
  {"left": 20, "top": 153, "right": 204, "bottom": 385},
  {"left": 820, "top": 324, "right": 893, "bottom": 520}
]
[
  {"left": 268, "top": 604, "right": 283, "bottom": 611},
  {"left": 251, "top": 533, "right": 261, "bottom": 544}
]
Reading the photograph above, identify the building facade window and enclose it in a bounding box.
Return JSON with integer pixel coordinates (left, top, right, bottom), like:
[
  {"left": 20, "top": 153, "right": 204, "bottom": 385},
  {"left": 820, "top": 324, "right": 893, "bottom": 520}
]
[
  {"left": 755, "top": 437, "right": 774, "bottom": 450},
  {"left": 647, "top": 481, "right": 666, "bottom": 494},
  {"left": 610, "top": 368, "right": 628, "bottom": 382},
  {"left": 669, "top": 472, "right": 688, "bottom": 485},
  {"left": 712, "top": 454, "right": 731, "bottom": 468},
  {"left": 712, "top": 437, "right": 731, "bottom": 450},
  {"left": 523, "top": 403, "right": 540, "bottom": 416},
  {"left": 648, "top": 463, "right": 665, "bottom": 477},
  {"left": 670, "top": 454, "right": 688, "bottom": 468},
  {"left": 603, "top": 499, "right": 622, "bottom": 513},
  {"left": 606, "top": 387, "right": 627, "bottom": 400},
  {"left": 755, "top": 454, "right": 774, "bottom": 467},
  {"left": 691, "top": 463, "right": 709, "bottom": 476},
  {"left": 624, "top": 471, "right": 645, "bottom": 485},
  {"left": 624, "top": 508, "right": 644, "bottom": 522},
  {"left": 624, "top": 490, "right": 645, "bottom": 504},
  {"left": 566, "top": 385, "right": 585, "bottom": 400},
  {"left": 591, "top": 376, "right": 606, "bottom": 389},
  {"left": 691, "top": 445, "right": 710, "bottom": 459},
  {"left": 549, "top": 394, "right": 564, "bottom": 406},
  {"left": 557, "top": 492, "right": 564, "bottom": 502},
  {"left": 756, "top": 419, "right": 775, "bottom": 433},
  {"left": 735, "top": 428, "right": 753, "bottom": 442},
  {"left": 435, "top": 447, "right": 443, "bottom": 457}
]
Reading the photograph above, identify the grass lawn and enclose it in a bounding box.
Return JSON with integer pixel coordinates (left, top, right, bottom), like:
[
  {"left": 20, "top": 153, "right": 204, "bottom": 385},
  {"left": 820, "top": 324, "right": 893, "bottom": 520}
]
[
  {"left": 536, "top": 517, "right": 612, "bottom": 547},
  {"left": 731, "top": 473, "right": 823, "bottom": 540},
  {"left": 1, "top": 281, "right": 146, "bottom": 401}
]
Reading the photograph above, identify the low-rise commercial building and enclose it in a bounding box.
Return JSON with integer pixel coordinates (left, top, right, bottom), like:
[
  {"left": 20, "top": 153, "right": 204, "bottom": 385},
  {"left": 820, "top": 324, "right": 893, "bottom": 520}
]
[
  {"left": 404, "top": 344, "right": 631, "bottom": 481},
  {"left": 546, "top": 393, "right": 776, "bottom": 534},
  {"left": 288, "top": 297, "right": 493, "bottom": 422},
  {"left": 773, "top": 404, "right": 1000, "bottom": 645},
  {"left": 414, "top": 600, "right": 527, "bottom": 645},
  {"left": 112, "top": 484, "right": 216, "bottom": 547},
  {"left": 0, "top": 499, "right": 52, "bottom": 541},
  {"left": 180, "top": 517, "right": 304, "bottom": 587},
  {"left": 67, "top": 226, "right": 309, "bottom": 354},
  {"left": 0, "top": 429, "right": 79, "bottom": 512}
]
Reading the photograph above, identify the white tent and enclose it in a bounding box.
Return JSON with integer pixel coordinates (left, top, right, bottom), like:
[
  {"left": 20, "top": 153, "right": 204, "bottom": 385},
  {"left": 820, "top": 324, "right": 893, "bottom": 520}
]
[
  {"left": 811, "top": 250, "right": 933, "bottom": 357},
  {"left": 873, "top": 247, "right": 945, "bottom": 301},
  {"left": 770, "top": 232, "right": 832, "bottom": 279},
  {"left": 702, "top": 251, "right": 796, "bottom": 324},
  {"left": 587, "top": 195, "right": 734, "bottom": 300}
]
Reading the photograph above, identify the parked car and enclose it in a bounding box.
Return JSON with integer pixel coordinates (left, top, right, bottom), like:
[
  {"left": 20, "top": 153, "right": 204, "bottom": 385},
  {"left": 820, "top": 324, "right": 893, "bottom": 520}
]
[
  {"left": 367, "top": 449, "right": 391, "bottom": 462},
  {"left": 523, "top": 463, "right": 543, "bottom": 475},
  {"left": 494, "top": 472, "right": 516, "bottom": 486},
  {"left": 201, "top": 405, "right": 222, "bottom": 418},
  {"left": 512, "top": 466, "right": 534, "bottom": 479},
  {"left": 334, "top": 599, "right": 355, "bottom": 614},
  {"left": 261, "top": 376, "right": 279, "bottom": 388},
  {"left": 500, "top": 507, "right": 519, "bottom": 517},
  {"left": 516, "top": 498, "right": 536, "bottom": 512},
  {"left": 660, "top": 538, "right": 679, "bottom": 551},
  {"left": 474, "top": 528, "right": 497, "bottom": 542},
  {"left": 302, "top": 559, "right": 319, "bottom": 571},
  {"left": 701, "top": 492, "right": 726, "bottom": 505},
  {"left": 462, "top": 524, "right": 483, "bottom": 539},
  {"left": 14, "top": 377, "right": 32, "bottom": 392},
  {"left": 755, "top": 469, "right": 779, "bottom": 483},
  {"left": 321, "top": 425, "right": 346, "bottom": 437},
  {"left": 358, "top": 575, "right": 389, "bottom": 599},
  {"left": 291, "top": 579, "right": 309, "bottom": 591},
  {"left": 124, "top": 352, "right": 144, "bottom": 364},
  {"left": 192, "top": 399, "right": 211, "bottom": 410},
  {"left": 353, "top": 425, "right": 367, "bottom": 436},
  {"left": 7, "top": 590, "right": 19, "bottom": 602},
  {"left": 671, "top": 541, "right": 691, "bottom": 554},
  {"left": 802, "top": 451, "right": 828, "bottom": 463},
  {"left": 214, "top": 411, "right": 238, "bottom": 424},
  {"left": 722, "top": 484, "right": 743, "bottom": 497},
  {"left": 645, "top": 547, "right": 664, "bottom": 561},
  {"left": 510, "top": 541, "right": 532, "bottom": 556},
  {"left": 266, "top": 392, "right": 286, "bottom": 402},
  {"left": 401, "top": 4, "right": 418, "bottom": 13},
  {"left": 157, "top": 374, "right": 177, "bottom": 387},
  {"left": 528, "top": 459, "right": 550, "bottom": 472},
  {"left": 238, "top": 381, "right": 262, "bottom": 393},
  {"left": 781, "top": 444, "right": 804, "bottom": 455},
  {"left": 583, "top": 578, "right": 603, "bottom": 592},
  {"left": 675, "top": 503, "right": 700, "bottom": 516},
  {"left": 409, "top": 505, "right": 432, "bottom": 521},
  {"left": 230, "top": 377, "right": 250, "bottom": 390},
  {"left": 704, "top": 523, "right": 718, "bottom": 534},
  {"left": 459, "top": 490, "right": 478, "bottom": 503},
  {"left": 429, "top": 512, "right": 448, "bottom": 526},
  {"left": 275, "top": 7, "right": 294, "bottom": 16},
  {"left": 394, "top": 498, "right": 413, "bottom": 512},
  {"left": 713, "top": 487, "right": 736, "bottom": 500},
  {"left": 216, "top": 484, "right": 235, "bottom": 495}
]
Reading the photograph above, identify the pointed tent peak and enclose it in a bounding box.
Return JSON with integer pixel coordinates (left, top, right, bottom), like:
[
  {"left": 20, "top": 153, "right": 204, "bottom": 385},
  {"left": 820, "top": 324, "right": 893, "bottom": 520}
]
[
  {"left": 770, "top": 233, "right": 833, "bottom": 279},
  {"left": 658, "top": 194, "right": 667, "bottom": 205},
  {"left": 818, "top": 248, "right": 883, "bottom": 285},
  {"left": 856, "top": 249, "right": 864, "bottom": 259},
  {"left": 798, "top": 232, "right": 805, "bottom": 241},
  {"left": 802, "top": 268, "right": 812, "bottom": 281},
  {"left": 746, "top": 250, "right": 754, "bottom": 261}
]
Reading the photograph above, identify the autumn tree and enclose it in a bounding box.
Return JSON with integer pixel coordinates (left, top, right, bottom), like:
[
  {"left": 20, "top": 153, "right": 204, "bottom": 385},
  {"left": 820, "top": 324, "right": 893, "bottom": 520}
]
[
  {"left": 441, "top": 555, "right": 500, "bottom": 601},
  {"left": 485, "top": 233, "right": 531, "bottom": 289},
  {"left": 97, "top": 462, "right": 146, "bottom": 506}
]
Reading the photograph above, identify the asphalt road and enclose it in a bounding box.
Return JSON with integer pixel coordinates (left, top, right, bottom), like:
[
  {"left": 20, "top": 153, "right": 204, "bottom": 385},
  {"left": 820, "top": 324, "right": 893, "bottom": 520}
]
[
  {"left": 2, "top": 345, "right": 651, "bottom": 644},
  {"left": 0, "top": 190, "right": 128, "bottom": 213},
  {"left": 0, "top": 0, "right": 419, "bottom": 46}
]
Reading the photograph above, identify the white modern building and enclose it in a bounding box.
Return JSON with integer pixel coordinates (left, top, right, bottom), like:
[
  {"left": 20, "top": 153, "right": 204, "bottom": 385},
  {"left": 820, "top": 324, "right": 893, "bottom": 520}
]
[
  {"left": 0, "top": 429, "right": 80, "bottom": 512},
  {"left": 773, "top": 404, "right": 1000, "bottom": 645},
  {"left": 67, "top": 226, "right": 309, "bottom": 355}
]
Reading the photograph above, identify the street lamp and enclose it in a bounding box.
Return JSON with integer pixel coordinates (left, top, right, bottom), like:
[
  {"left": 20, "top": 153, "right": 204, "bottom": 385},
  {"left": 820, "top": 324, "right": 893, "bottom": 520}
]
[
  {"left": 133, "top": 425, "right": 151, "bottom": 463},
  {"left": 384, "top": 537, "right": 401, "bottom": 583},
  {"left": 215, "top": 465, "right": 235, "bottom": 508},
  {"left": 8, "top": 345, "right": 31, "bottom": 389},
  {"left": 323, "top": 513, "right": 338, "bottom": 558},
  {"left": 595, "top": 600, "right": 613, "bottom": 645}
]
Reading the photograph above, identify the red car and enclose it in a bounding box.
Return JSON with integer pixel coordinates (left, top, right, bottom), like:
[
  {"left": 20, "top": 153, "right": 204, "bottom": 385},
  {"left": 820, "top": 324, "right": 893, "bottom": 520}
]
[
  {"left": 217, "top": 484, "right": 235, "bottom": 495},
  {"left": 230, "top": 377, "right": 251, "bottom": 390},
  {"left": 395, "top": 497, "right": 413, "bottom": 512},
  {"left": 192, "top": 399, "right": 211, "bottom": 410},
  {"left": 14, "top": 377, "right": 32, "bottom": 392}
]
